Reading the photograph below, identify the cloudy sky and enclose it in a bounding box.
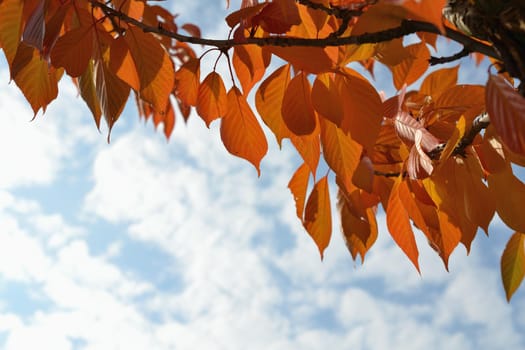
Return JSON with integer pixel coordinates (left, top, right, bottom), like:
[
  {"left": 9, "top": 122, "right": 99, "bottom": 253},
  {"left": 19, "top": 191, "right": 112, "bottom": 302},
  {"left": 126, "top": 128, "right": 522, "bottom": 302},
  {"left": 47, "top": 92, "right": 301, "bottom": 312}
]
[{"left": 0, "top": 1, "right": 524, "bottom": 349}]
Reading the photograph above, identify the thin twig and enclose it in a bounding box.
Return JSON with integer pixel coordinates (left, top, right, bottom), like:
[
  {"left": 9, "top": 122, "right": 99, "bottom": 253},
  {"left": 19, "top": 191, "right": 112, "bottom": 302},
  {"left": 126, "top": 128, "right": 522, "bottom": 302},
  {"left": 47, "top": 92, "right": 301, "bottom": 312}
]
[{"left": 429, "top": 47, "right": 470, "bottom": 65}]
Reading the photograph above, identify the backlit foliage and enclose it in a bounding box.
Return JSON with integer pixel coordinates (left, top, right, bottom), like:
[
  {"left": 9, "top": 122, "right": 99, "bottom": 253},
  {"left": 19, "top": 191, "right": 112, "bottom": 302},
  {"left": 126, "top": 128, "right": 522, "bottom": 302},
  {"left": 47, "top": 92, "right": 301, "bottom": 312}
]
[{"left": 0, "top": 0, "right": 524, "bottom": 300}]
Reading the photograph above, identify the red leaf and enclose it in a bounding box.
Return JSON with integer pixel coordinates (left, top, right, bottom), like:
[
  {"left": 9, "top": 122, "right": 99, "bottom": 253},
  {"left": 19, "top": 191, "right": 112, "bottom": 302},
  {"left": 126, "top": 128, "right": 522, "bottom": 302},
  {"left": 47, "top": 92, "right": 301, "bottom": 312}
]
[
  {"left": 304, "top": 176, "right": 332, "bottom": 259},
  {"left": 486, "top": 74, "right": 525, "bottom": 156}
]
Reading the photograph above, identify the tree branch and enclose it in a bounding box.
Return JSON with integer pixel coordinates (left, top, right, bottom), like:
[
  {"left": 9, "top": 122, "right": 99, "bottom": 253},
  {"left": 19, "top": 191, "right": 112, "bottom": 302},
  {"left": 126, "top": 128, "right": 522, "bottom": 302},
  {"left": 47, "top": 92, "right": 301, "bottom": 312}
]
[
  {"left": 429, "top": 47, "right": 470, "bottom": 65},
  {"left": 88, "top": 0, "right": 499, "bottom": 59}
]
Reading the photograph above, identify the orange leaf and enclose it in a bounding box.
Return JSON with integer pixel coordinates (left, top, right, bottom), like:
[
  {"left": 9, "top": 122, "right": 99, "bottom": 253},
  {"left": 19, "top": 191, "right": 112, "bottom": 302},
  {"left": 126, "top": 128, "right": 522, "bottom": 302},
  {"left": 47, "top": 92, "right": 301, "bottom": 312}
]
[
  {"left": 402, "top": 0, "right": 446, "bottom": 33},
  {"left": 352, "top": 3, "right": 406, "bottom": 35},
  {"left": 221, "top": 87, "right": 268, "bottom": 175},
  {"left": 488, "top": 165, "right": 525, "bottom": 233},
  {"left": 0, "top": 0, "right": 24, "bottom": 66},
  {"left": 196, "top": 72, "right": 227, "bottom": 127},
  {"left": 486, "top": 74, "right": 525, "bottom": 156},
  {"left": 419, "top": 66, "right": 459, "bottom": 100},
  {"left": 337, "top": 71, "right": 383, "bottom": 151},
  {"left": 290, "top": 129, "right": 321, "bottom": 176},
  {"left": 282, "top": 72, "right": 317, "bottom": 135},
  {"left": 233, "top": 44, "right": 270, "bottom": 95},
  {"left": 109, "top": 36, "right": 140, "bottom": 91},
  {"left": 339, "top": 191, "right": 377, "bottom": 262},
  {"left": 125, "top": 26, "right": 175, "bottom": 112},
  {"left": 312, "top": 73, "right": 343, "bottom": 126},
  {"left": 255, "top": 64, "right": 292, "bottom": 146},
  {"left": 288, "top": 162, "right": 310, "bottom": 220},
  {"left": 501, "top": 232, "right": 525, "bottom": 301},
  {"left": 304, "top": 176, "right": 332, "bottom": 259},
  {"left": 50, "top": 26, "right": 94, "bottom": 77},
  {"left": 320, "top": 117, "right": 362, "bottom": 192},
  {"left": 391, "top": 42, "right": 430, "bottom": 90},
  {"left": 253, "top": 0, "right": 301, "bottom": 34},
  {"left": 386, "top": 177, "right": 420, "bottom": 272},
  {"left": 153, "top": 101, "right": 176, "bottom": 139},
  {"left": 174, "top": 58, "right": 200, "bottom": 106},
  {"left": 267, "top": 45, "right": 335, "bottom": 74},
  {"left": 11, "top": 43, "right": 59, "bottom": 115},
  {"left": 225, "top": 2, "right": 268, "bottom": 28}
]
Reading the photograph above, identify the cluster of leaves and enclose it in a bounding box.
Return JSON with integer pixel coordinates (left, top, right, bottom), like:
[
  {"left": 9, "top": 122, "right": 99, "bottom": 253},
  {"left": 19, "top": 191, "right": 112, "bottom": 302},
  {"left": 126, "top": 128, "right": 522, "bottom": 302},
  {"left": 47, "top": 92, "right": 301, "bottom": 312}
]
[{"left": 0, "top": 0, "right": 524, "bottom": 301}]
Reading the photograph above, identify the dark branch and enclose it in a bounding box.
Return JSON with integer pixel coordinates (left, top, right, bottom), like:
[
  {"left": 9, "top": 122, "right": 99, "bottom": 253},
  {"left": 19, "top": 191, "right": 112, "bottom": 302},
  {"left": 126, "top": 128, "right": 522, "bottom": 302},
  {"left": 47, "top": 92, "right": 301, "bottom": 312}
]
[
  {"left": 88, "top": 0, "right": 499, "bottom": 59},
  {"left": 429, "top": 47, "right": 470, "bottom": 65}
]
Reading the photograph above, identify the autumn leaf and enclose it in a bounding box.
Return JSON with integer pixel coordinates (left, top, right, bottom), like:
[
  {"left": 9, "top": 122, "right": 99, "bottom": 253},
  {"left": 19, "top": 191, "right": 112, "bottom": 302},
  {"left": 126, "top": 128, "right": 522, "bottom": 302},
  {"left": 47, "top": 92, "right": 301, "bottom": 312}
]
[
  {"left": 486, "top": 74, "right": 525, "bottom": 156},
  {"left": 221, "top": 87, "right": 268, "bottom": 175},
  {"left": 0, "top": 0, "right": 24, "bottom": 66},
  {"left": 11, "top": 43, "right": 59, "bottom": 115},
  {"left": 125, "top": 26, "right": 175, "bottom": 113},
  {"left": 79, "top": 60, "right": 102, "bottom": 129},
  {"left": 196, "top": 71, "right": 228, "bottom": 127},
  {"left": 50, "top": 25, "right": 94, "bottom": 77},
  {"left": 174, "top": 58, "right": 200, "bottom": 107},
  {"left": 419, "top": 66, "right": 459, "bottom": 100},
  {"left": 233, "top": 44, "right": 270, "bottom": 95},
  {"left": 288, "top": 162, "right": 310, "bottom": 220},
  {"left": 253, "top": 0, "right": 301, "bottom": 34},
  {"left": 255, "top": 64, "right": 292, "bottom": 146},
  {"left": 304, "top": 176, "right": 332, "bottom": 260},
  {"left": 386, "top": 177, "right": 420, "bottom": 272},
  {"left": 282, "top": 72, "right": 317, "bottom": 136},
  {"left": 391, "top": 43, "right": 430, "bottom": 90},
  {"left": 501, "top": 232, "right": 525, "bottom": 302},
  {"left": 488, "top": 165, "right": 525, "bottom": 233}
]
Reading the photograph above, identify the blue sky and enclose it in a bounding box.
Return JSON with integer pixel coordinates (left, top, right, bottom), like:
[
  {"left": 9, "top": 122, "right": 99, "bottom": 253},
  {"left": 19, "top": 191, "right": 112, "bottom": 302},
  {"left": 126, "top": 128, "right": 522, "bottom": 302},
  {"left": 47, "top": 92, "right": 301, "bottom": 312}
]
[{"left": 0, "top": 1, "right": 524, "bottom": 349}]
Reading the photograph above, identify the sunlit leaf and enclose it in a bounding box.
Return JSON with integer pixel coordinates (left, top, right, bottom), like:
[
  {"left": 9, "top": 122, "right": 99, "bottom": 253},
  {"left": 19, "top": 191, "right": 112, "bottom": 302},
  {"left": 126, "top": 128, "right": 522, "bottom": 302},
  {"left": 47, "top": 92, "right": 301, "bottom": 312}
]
[
  {"left": 0, "top": 0, "right": 23, "bottom": 66},
  {"left": 386, "top": 177, "right": 420, "bottom": 272},
  {"left": 221, "top": 87, "right": 268, "bottom": 175},
  {"left": 197, "top": 71, "right": 227, "bottom": 127},
  {"left": 304, "top": 176, "right": 332, "bottom": 259},
  {"left": 125, "top": 26, "right": 175, "bottom": 112},
  {"left": 233, "top": 44, "right": 270, "bottom": 95},
  {"left": 79, "top": 60, "right": 102, "bottom": 129},
  {"left": 501, "top": 232, "right": 525, "bottom": 301},
  {"left": 255, "top": 64, "right": 292, "bottom": 146},
  {"left": 488, "top": 165, "right": 525, "bottom": 233},
  {"left": 282, "top": 72, "right": 317, "bottom": 135},
  {"left": 288, "top": 162, "right": 310, "bottom": 220},
  {"left": 174, "top": 58, "right": 200, "bottom": 106},
  {"left": 419, "top": 66, "right": 459, "bottom": 100},
  {"left": 391, "top": 43, "right": 430, "bottom": 90},
  {"left": 11, "top": 43, "right": 59, "bottom": 115}
]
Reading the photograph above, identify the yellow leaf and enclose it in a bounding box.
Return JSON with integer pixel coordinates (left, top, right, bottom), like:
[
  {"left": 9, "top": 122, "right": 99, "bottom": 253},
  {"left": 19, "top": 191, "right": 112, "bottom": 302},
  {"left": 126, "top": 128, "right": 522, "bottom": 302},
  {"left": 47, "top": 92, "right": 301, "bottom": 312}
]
[
  {"left": 304, "top": 176, "right": 332, "bottom": 259},
  {"left": 501, "top": 232, "right": 525, "bottom": 302},
  {"left": 79, "top": 60, "right": 102, "bottom": 129},
  {"left": 197, "top": 72, "right": 227, "bottom": 127},
  {"left": 488, "top": 165, "right": 525, "bottom": 233},
  {"left": 221, "top": 87, "right": 268, "bottom": 175}
]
